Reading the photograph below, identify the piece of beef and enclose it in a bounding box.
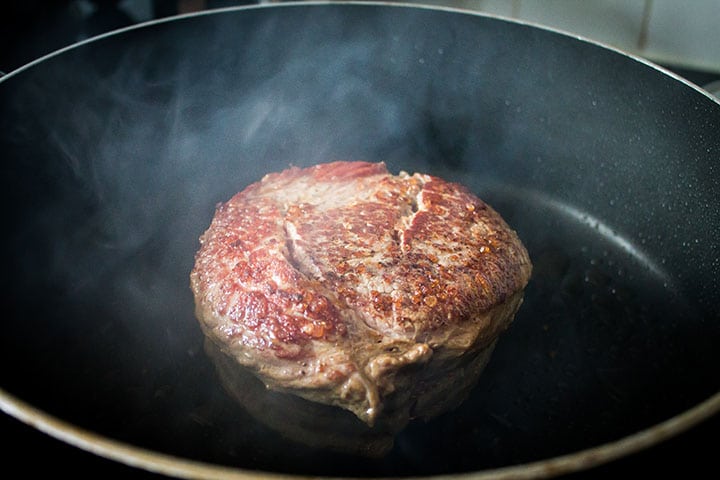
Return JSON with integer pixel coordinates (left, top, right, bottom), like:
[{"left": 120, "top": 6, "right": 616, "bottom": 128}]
[{"left": 190, "top": 161, "right": 531, "bottom": 452}]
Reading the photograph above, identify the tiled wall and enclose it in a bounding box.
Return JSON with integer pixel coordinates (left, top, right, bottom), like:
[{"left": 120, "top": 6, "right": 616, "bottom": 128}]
[{"left": 415, "top": 0, "right": 720, "bottom": 73}]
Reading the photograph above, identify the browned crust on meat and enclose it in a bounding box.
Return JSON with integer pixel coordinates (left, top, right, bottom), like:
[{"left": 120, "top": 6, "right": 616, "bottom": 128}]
[{"left": 190, "top": 161, "right": 532, "bottom": 426}]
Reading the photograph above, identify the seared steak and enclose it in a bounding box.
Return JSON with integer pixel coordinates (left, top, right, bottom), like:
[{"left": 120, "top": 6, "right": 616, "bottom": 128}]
[{"left": 190, "top": 161, "right": 531, "bottom": 449}]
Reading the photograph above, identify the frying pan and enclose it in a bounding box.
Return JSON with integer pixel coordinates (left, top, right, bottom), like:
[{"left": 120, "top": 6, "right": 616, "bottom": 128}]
[{"left": 1, "top": 2, "right": 718, "bottom": 478}]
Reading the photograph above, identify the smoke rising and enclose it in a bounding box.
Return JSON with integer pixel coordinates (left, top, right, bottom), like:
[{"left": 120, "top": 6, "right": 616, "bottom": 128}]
[
  {"left": 3, "top": 5, "right": 472, "bottom": 356},
  {"left": 5, "top": 2, "right": 716, "bottom": 355},
  {"left": 3, "top": 4, "right": 720, "bottom": 474}
]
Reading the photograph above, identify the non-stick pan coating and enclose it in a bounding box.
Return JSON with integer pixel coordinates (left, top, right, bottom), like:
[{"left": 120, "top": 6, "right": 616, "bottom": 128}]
[{"left": 1, "top": 3, "right": 718, "bottom": 478}]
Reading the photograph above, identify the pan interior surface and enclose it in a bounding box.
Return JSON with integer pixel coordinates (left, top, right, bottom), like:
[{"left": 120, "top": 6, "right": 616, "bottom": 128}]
[
  {"left": 0, "top": 179, "right": 714, "bottom": 477},
  {"left": 1, "top": 3, "right": 719, "bottom": 478}
]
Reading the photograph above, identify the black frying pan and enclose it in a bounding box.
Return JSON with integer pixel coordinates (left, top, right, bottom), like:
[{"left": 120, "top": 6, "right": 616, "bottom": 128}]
[{"left": 1, "top": 3, "right": 718, "bottom": 478}]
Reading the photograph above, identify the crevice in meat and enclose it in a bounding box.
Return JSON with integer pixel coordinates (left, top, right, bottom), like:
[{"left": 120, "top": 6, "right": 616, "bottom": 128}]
[
  {"left": 283, "top": 218, "right": 325, "bottom": 282},
  {"left": 409, "top": 187, "right": 420, "bottom": 214},
  {"left": 397, "top": 183, "right": 424, "bottom": 255}
]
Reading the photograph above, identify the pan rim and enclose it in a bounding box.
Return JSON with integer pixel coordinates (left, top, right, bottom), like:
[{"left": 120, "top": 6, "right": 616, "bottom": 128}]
[
  {"left": 1, "top": 1, "right": 718, "bottom": 478},
  {"left": 1, "top": 387, "right": 718, "bottom": 479},
  {"left": 0, "top": 1, "right": 718, "bottom": 105}
]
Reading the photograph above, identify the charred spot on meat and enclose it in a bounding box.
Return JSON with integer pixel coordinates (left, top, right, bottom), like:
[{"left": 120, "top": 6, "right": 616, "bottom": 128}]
[{"left": 190, "top": 161, "right": 532, "bottom": 454}]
